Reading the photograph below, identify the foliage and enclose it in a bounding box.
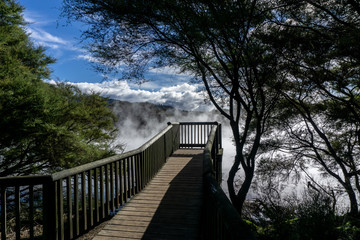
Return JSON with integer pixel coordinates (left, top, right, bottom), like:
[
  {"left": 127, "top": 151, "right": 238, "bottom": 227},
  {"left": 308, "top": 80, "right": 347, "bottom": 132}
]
[
  {"left": 259, "top": 0, "right": 360, "bottom": 215},
  {"left": 0, "top": 0, "right": 120, "bottom": 176},
  {"left": 62, "top": 0, "right": 360, "bottom": 219},
  {"left": 337, "top": 219, "right": 360, "bottom": 240},
  {"left": 246, "top": 190, "right": 339, "bottom": 240},
  {"left": 62, "top": 0, "right": 283, "bottom": 215}
]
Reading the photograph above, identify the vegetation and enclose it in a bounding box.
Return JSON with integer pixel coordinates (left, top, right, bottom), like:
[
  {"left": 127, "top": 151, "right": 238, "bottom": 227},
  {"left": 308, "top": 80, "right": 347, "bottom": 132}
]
[
  {"left": 244, "top": 189, "right": 360, "bottom": 240},
  {"left": 1, "top": 0, "right": 359, "bottom": 238},
  {"left": 258, "top": 0, "right": 360, "bottom": 216},
  {"left": 62, "top": 0, "right": 360, "bottom": 224},
  {"left": 0, "top": 0, "right": 120, "bottom": 176},
  {"left": 62, "top": 0, "right": 284, "bottom": 216}
]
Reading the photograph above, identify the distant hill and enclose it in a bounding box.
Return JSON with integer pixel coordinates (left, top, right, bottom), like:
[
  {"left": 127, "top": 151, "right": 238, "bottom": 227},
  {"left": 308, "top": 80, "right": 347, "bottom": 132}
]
[{"left": 109, "top": 100, "right": 189, "bottom": 129}]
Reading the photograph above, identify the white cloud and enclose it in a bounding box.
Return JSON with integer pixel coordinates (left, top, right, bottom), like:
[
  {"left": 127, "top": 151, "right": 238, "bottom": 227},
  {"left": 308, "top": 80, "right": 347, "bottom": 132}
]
[
  {"left": 22, "top": 9, "right": 81, "bottom": 54},
  {"left": 160, "top": 83, "right": 198, "bottom": 92},
  {"left": 30, "top": 27, "right": 68, "bottom": 45},
  {"left": 48, "top": 79, "right": 213, "bottom": 111}
]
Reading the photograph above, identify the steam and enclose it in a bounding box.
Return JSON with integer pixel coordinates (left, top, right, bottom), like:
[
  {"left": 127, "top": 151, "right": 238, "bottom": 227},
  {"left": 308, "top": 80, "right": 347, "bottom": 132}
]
[
  {"left": 111, "top": 101, "right": 352, "bottom": 211},
  {"left": 111, "top": 100, "right": 236, "bottom": 194}
]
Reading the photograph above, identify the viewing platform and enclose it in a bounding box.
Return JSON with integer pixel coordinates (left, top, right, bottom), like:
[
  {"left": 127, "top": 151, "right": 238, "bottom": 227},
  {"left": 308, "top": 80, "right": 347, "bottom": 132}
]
[
  {"left": 94, "top": 149, "right": 203, "bottom": 240},
  {"left": 0, "top": 122, "right": 255, "bottom": 240}
]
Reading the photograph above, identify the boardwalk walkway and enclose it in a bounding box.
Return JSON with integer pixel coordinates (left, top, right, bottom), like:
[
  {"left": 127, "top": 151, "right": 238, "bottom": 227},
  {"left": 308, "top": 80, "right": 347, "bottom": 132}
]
[{"left": 93, "top": 149, "right": 204, "bottom": 240}]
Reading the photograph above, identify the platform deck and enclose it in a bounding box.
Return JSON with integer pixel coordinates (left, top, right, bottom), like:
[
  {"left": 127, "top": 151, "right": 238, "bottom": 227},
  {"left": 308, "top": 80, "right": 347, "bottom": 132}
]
[{"left": 92, "top": 149, "right": 203, "bottom": 240}]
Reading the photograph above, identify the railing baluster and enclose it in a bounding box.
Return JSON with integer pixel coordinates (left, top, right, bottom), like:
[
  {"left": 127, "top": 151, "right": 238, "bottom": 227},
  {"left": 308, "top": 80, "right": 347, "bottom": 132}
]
[
  {"left": 119, "top": 161, "right": 124, "bottom": 206},
  {"left": 94, "top": 168, "right": 99, "bottom": 223},
  {"left": 115, "top": 161, "right": 120, "bottom": 208},
  {"left": 15, "top": 186, "right": 20, "bottom": 240},
  {"left": 180, "top": 124, "right": 183, "bottom": 144},
  {"left": 74, "top": 174, "right": 79, "bottom": 236},
  {"left": 66, "top": 176, "right": 73, "bottom": 239},
  {"left": 29, "top": 185, "right": 34, "bottom": 239},
  {"left": 88, "top": 170, "right": 93, "bottom": 227},
  {"left": 58, "top": 179, "right": 64, "bottom": 240},
  {"left": 192, "top": 124, "right": 194, "bottom": 146},
  {"left": 135, "top": 154, "right": 141, "bottom": 193},
  {"left": 127, "top": 158, "right": 132, "bottom": 198},
  {"left": 105, "top": 164, "right": 110, "bottom": 216},
  {"left": 130, "top": 156, "right": 135, "bottom": 196},
  {"left": 1, "top": 187, "right": 6, "bottom": 240},
  {"left": 146, "top": 149, "right": 150, "bottom": 184},
  {"left": 100, "top": 166, "right": 104, "bottom": 219},
  {"left": 110, "top": 163, "right": 115, "bottom": 212},
  {"left": 81, "top": 172, "right": 87, "bottom": 231},
  {"left": 188, "top": 124, "right": 191, "bottom": 146},
  {"left": 123, "top": 159, "right": 128, "bottom": 202}
]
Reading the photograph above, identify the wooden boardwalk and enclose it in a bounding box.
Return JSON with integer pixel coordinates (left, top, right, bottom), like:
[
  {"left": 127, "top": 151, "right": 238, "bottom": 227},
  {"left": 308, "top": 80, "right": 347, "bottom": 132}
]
[{"left": 93, "top": 149, "right": 204, "bottom": 240}]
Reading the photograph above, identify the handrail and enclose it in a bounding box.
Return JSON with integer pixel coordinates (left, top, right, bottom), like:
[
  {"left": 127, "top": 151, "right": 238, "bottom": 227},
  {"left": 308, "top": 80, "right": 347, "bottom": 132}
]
[
  {"left": 0, "top": 123, "right": 180, "bottom": 240},
  {"left": 0, "top": 121, "right": 252, "bottom": 240},
  {"left": 52, "top": 124, "right": 174, "bottom": 181},
  {"left": 202, "top": 125, "right": 256, "bottom": 240}
]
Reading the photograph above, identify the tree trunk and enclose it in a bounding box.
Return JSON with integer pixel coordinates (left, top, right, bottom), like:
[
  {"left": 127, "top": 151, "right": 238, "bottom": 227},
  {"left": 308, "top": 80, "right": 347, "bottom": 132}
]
[
  {"left": 233, "top": 169, "right": 254, "bottom": 214},
  {"left": 344, "top": 182, "right": 359, "bottom": 216},
  {"left": 227, "top": 122, "right": 256, "bottom": 216}
]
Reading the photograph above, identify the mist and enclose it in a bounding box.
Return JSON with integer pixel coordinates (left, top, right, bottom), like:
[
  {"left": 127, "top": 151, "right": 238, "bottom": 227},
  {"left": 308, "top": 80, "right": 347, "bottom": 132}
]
[
  {"left": 110, "top": 100, "right": 316, "bottom": 203},
  {"left": 111, "top": 100, "right": 236, "bottom": 195}
]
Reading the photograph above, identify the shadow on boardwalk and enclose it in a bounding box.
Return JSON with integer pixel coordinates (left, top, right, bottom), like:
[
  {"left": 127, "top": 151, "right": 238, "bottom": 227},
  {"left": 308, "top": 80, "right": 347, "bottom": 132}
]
[
  {"left": 92, "top": 149, "right": 203, "bottom": 240},
  {"left": 141, "top": 150, "right": 203, "bottom": 239}
]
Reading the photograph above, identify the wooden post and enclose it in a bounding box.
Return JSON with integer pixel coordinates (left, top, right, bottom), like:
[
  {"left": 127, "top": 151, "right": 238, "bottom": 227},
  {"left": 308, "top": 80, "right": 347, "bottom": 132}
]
[
  {"left": 43, "top": 177, "right": 57, "bottom": 240},
  {"left": 1, "top": 187, "right": 7, "bottom": 240}
]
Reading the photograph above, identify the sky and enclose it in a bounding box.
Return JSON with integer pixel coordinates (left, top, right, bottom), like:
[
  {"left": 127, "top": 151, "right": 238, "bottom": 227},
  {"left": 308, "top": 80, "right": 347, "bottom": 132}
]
[
  {"left": 18, "top": 1, "right": 237, "bottom": 192},
  {"left": 18, "top": 0, "right": 212, "bottom": 111}
]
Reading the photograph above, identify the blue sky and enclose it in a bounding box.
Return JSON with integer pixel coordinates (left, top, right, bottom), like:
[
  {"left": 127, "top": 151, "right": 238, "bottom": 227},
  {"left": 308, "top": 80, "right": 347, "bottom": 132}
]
[{"left": 19, "top": 0, "right": 211, "bottom": 111}]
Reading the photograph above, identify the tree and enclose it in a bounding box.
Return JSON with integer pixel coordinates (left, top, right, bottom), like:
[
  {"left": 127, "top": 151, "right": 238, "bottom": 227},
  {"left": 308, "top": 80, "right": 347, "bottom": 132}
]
[
  {"left": 0, "top": 0, "right": 120, "bottom": 176},
  {"left": 62, "top": 0, "right": 282, "bottom": 214},
  {"left": 260, "top": 0, "right": 360, "bottom": 215}
]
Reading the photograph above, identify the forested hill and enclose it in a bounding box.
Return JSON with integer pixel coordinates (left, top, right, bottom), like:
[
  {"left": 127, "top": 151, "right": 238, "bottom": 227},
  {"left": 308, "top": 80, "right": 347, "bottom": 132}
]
[
  {"left": 108, "top": 99, "right": 221, "bottom": 129},
  {"left": 108, "top": 99, "right": 185, "bottom": 128}
]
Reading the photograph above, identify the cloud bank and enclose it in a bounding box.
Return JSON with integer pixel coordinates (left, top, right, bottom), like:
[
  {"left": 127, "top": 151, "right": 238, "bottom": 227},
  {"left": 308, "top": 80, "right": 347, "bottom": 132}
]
[{"left": 48, "top": 79, "right": 213, "bottom": 112}]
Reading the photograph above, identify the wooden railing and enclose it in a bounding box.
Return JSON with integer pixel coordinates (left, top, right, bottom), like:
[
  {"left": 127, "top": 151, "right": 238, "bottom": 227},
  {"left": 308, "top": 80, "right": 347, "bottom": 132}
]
[
  {"left": 202, "top": 124, "right": 256, "bottom": 240},
  {"left": 0, "top": 123, "right": 181, "bottom": 240},
  {"left": 0, "top": 121, "right": 254, "bottom": 240}
]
